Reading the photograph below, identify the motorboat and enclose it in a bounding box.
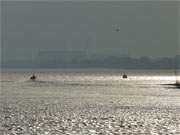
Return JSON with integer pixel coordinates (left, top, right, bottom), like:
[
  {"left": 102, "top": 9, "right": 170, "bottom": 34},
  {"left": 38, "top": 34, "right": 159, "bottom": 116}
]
[
  {"left": 175, "top": 71, "right": 180, "bottom": 88},
  {"left": 122, "top": 73, "right": 128, "bottom": 79},
  {"left": 30, "top": 75, "right": 37, "bottom": 81},
  {"left": 175, "top": 80, "right": 180, "bottom": 88}
]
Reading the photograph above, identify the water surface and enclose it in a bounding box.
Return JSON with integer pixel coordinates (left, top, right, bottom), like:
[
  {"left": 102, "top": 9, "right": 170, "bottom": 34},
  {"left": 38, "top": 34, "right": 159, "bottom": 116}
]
[{"left": 0, "top": 69, "right": 180, "bottom": 134}]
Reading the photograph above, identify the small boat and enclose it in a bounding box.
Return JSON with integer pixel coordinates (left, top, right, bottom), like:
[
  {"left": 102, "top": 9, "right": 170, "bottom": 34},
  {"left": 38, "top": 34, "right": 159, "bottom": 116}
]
[
  {"left": 122, "top": 73, "right": 128, "bottom": 79},
  {"left": 175, "top": 80, "right": 180, "bottom": 88},
  {"left": 175, "top": 71, "right": 180, "bottom": 88},
  {"left": 163, "top": 71, "right": 180, "bottom": 89},
  {"left": 30, "top": 75, "right": 37, "bottom": 81},
  {"left": 165, "top": 81, "right": 180, "bottom": 89}
]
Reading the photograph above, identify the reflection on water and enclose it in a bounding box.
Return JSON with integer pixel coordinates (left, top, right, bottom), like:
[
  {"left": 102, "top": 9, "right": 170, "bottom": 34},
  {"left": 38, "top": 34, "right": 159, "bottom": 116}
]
[
  {"left": 1, "top": 69, "right": 179, "bottom": 104},
  {"left": 1, "top": 69, "right": 180, "bottom": 134}
]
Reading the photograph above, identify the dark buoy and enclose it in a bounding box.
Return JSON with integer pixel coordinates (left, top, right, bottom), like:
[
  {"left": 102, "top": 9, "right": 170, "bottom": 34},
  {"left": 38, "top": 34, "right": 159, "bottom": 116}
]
[
  {"left": 122, "top": 73, "right": 128, "bottom": 79},
  {"left": 30, "top": 74, "right": 37, "bottom": 81}
]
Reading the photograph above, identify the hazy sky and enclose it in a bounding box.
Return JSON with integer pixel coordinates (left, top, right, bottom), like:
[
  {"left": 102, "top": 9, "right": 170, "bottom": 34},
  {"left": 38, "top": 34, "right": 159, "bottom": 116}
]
[{"left": 1, "top": 1, "right": 179, "bottom": 61}]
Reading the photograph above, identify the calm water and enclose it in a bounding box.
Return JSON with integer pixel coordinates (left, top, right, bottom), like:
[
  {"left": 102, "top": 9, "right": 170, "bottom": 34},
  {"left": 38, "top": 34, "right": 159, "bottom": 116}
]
[
  {"left": 1, "top": 69, "right": 180, "bottom": 107},
  {"left": 1, "top": 69, "right": 180, "bottom": 134}
]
